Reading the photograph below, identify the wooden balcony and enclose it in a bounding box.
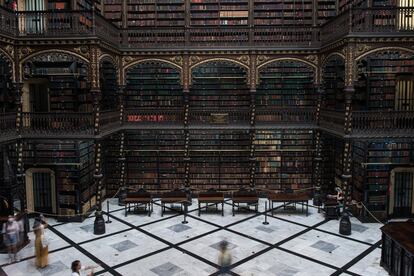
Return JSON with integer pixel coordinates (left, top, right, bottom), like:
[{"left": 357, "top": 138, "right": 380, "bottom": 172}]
[
  {"left": 256, "top": 108, "right": 316, "bottom": 127},
  {"left": 352, "top": 111, "right": 414, "bottom": 136},
  {"left": 319, "top": 109, "right": 414, "bottom": 137},
  {"left": 122, "top": 26, "right": 319, "bottom": 49},
  {"left": 0, "top": 8, "right": 118, "bottom": 45},
  {"left": 321, "top": 7, "right": 414, "bottom": 43},
  {"left": 21, "top": 112, "right": 94, "bottom": 137},
  {"left": 0, "top": 7, "right": 413, "bottom": 48}
]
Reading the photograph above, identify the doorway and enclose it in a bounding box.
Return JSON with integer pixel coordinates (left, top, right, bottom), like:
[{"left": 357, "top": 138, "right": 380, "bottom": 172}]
[
  {"left": 25, "top": 168, "right": 56, "bottom": 214},
  {"left": 389, "top": 168, "right": 414, "bottom": 218}
]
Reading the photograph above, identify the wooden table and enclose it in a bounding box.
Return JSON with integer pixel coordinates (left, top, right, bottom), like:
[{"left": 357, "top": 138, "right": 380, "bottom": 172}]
[
  {"left": 124, "top": 190, "right": 153, "bottom": 217},
  {"left": 232, "top": 190, "right": 259, "bottom": 216},
  {"left": 381, "top": 222, "right": 414, "bottom": 276},
  {"left": 198, "top": 191, "right": 224, "bottom": 216},
  {"left": 268, "top": 192, "right": 311, "bottom": 216},
  {"left": 160, "top": 191, "right": 189, "bottom": 217}
]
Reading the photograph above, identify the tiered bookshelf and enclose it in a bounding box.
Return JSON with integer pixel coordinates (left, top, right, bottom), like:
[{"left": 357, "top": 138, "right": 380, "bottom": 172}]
[
  {"left": 0, "top": 58, "right": 13, "bottom": 113},
  {"left": 317, "top": 0, "right": 336, "bottom": 25},
  {"left": 319, "top": 133, "right": 344, "bottom": 194},
  {"left": 100, "top": 60, "right": 118, "bottom": 111},
  {"left": 125, "top": 130, "right": 186, "bottom": 191},
  {"left": 23, "top": 140, "right": 95, "bottom": 220},
  {"left": 103, "top": 0, "right": 123, "bottom": 26},
  {"left": 47, "top": 0, "right": 71, "bottom": 10},
  {"left": 353, "top": 141, "right": 412, "bottom": 219},
  {"left": 322, "top": 56, "right": 345, "bottom": 110},
  {"left": 254, "top": 129, "right": 314, "bottom": 191},
  {"left": 356, "top": 51, "right": 414, "bottom": 111},
  {"left": 188, "top": 129, "right": 250, "bottom": 190},
  {"left": 125, "top": 61, "right": 182, "bottom": 109},
  {"left": 190, "top": 0, "right": 248, "bottom": 26},
  {"left": 256, "top": 60, "right": 316, "bottom": 113},
  {"left": 190, "top": 61, "right": 249, "bottom": 116},
  {"left": 103, "top": 132, "right": 122, "bottom": 194},
  {"left": 253, "top": 0, "right": 313, "bottom": 26},
  {"left": 126, "top": 0, "right": 185, "bottom": 27},
  {"left": 48, "top": 76, "right": 91, "bottom": 112}
]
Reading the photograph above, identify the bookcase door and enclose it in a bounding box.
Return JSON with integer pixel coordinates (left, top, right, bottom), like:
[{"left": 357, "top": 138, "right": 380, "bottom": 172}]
[
  {"left": 393, "top": 171, "right": 414, "bottom": 217},
  {"left": 26, "top": 168, "right": 56, "bottom": 215}
]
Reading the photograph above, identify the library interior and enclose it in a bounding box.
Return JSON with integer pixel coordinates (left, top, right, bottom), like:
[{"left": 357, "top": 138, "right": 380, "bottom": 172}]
[{"left": 0, "top": 0, "right": 413, "bottom": 275}]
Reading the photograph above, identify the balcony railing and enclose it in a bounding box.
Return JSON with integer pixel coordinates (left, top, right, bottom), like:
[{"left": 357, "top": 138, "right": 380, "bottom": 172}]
[
  {"left": 0, "top": 7, "right": 413, "bottom": 47},
  {"left": 321, "top": 7, "right": 414, "bottom": 43},
  {"left": 256, "top": 108, "right": 316, "bottom": 125},
  {"left": 189, "top": 108, "right": 250, "bottom": 125},
  {"left": 122, "top": 26, "right": 319, "bottom": 48},
  {"left": 353, "top": 111, "right": 414, "bottom": 134},
  {"left": 21, "top": 112, "right": 94, "bottom": 135}
]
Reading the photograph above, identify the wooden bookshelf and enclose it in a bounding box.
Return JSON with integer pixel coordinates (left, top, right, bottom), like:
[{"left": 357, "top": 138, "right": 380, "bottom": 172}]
[
  {"left": 23, "top": 140, "right": 95, "bottom": 220},
  {"left": 353, "top": 140, "right": 413, "bottom": 220},
  {"left": 317, "top": 0, "right": 336, "bottom": 25},
  {"left": 322, "top": 56, "right": 345, "bottom": 110},
  {"left": 100, "top": 60, "right": 118, "bottom": 111},
  {"left": 124, "top": 130, "right": 186, "bottom": 191},
  {"left": 256, "top": 60, "right": 316, "bottom": 111},
  {"left": 125, "top": 61, "right": 182, "bottom": 110},
  {"left": 103, "top": 132, "right": 122, "bottom": 193},
  {"left": 253, "top": 0, "right": 313, "bottom": 26},
  {"left": 188, "top": 129, "right": 250, "bottom": 190},
  {"left": 190, "top": 61, "right": 249, "bottom": 124},
  {"left": 254, "top": 129, "right": 315, "bottom": 191},
  {"left": 0, "top": 57, "right": 13, "bottom": 113},
  {"left": 356, "top": 50, "right": 414, "bottom": 111},
  {"left": 102, "top": 0, "right": 123, "bottom": 27}
]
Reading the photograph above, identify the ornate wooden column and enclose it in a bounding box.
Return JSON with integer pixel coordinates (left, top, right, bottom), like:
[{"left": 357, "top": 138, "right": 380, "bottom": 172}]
[
  {"left": 341, "top": 43, "right": 356, "bottom": 212},
  {"left": 89, "top": 46, "right": 105, "bottom": 234},
  {"left": 313, "top": 83, "right": 324, "bottom": 206},
  {"left": 14, "top": 82, "right": 26, "bottom": 212},
  {"left": 249, "top": 53, "right": 257, "bottom": 188},
  {"left": 183, "top": 54, "right": 191, "bottom": 188}
]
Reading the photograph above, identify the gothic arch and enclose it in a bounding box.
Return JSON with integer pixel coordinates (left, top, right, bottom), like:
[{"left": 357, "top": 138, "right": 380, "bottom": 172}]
[{"left": 355, "top": 47, "right": 414, "bottom": 61}]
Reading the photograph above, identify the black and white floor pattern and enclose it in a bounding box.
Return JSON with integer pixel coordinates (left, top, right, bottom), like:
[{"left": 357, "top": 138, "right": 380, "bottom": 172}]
[{"left": 0, "top": 199, "right": 388, "bottom": 276}]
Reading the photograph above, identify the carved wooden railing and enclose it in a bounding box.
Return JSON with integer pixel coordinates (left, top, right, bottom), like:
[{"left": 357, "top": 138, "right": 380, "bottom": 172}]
[
  {"left": 319, "top": 110, "right": 345, "bottom": 133},
  {"left": 21, "top": 112, "right": 94, "bottom": 135},
  {"left": 351, "top": 7, "right": 414, "bottom": 33},
  {"left": 353, "top": 111, "right": 414, "bottom": 133},
  {"left": 321, "top": 7, "right": 414, "bottom": 43},
  {"left": 256, "top": 107, "right": 316, "bottom": 125},
  {"left": 124, "top": 108, "right": 184, "bottom": 125},
  {"left": 0, "top": 112, "right": 16, "bottom": 138},
  {"left": 121, "top": 26, "right": 319, "bottom": 48},
  {"left": 8, "top": 10, "right": 118, "bottom": 44}
]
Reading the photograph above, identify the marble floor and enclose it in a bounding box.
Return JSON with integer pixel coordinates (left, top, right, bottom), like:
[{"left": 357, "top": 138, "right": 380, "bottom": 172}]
[{"left": 0, "top": 198, "right": 389, "bottom": 276}]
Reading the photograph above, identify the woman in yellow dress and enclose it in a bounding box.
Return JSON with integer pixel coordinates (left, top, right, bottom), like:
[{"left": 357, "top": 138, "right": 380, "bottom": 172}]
[{"left": 33, "top": 215, "right": 48, "bottom": 268}]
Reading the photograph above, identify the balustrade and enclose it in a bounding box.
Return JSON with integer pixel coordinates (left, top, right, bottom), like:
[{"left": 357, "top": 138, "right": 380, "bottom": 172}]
[
  {"left": 0, "top": 7, "right": 412, "bottom": 47},
  {"left": 353, "top": 111, "right": 414, "bottom": 134},
  {"left": 21, "top": 112, "right": 94, "bottom": 135},
  {"left": 256, "top": 108, "right": 316, "bottom": 125}
]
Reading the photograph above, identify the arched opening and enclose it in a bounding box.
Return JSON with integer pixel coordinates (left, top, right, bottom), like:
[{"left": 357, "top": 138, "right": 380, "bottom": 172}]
[
  {"left": 322, "top": 55, "right": 345, "bottom": 111},
  {"left": 257, "top": 59, "right": 316, "bottom": 110},
  {"left": 190, "top": 60, "right": 249, "bottom": 123},
  {"left": 21, "top": 52, "right": 92, "bottom": 133},
  {"left": 99, "top": 59, "right": 118, "bottom": 111},
  {"left": 355, "top": 50, "right": 414, "bottom": 111},
  {"left": 125, "top": 61, "right": 182, "bottom": 110}
]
